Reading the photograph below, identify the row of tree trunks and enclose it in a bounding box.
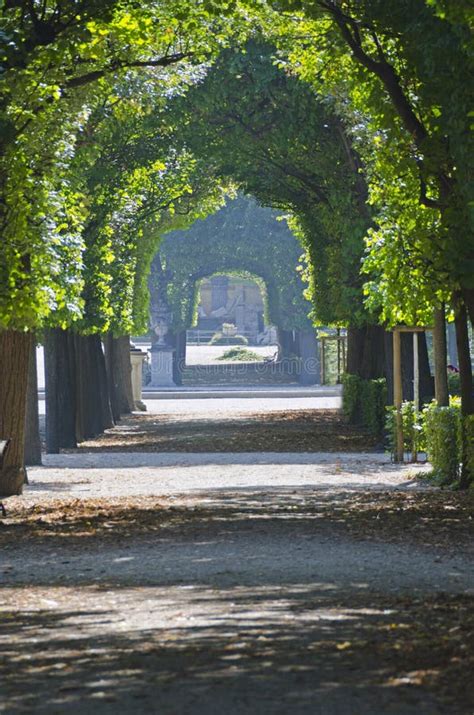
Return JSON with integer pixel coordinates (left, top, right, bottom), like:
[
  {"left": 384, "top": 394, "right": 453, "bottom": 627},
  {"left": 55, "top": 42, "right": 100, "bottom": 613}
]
[
  {"left": 172, "top": 330, "right": 187, "bottom": 386},
  {"left": 0, "top": 330, "right": 31, "bottom": 495},
  {"left": 347, "top": 324, "right": 434, "bottom": 405},
  {"left": 45, "top": 330, "right": 132, "bottom": 453},
  {"left": 104, "top": 335, "right": 134, "bottom": 420},
  {"left": 45, "top": 329, "right": 77, "bottom": 453}
]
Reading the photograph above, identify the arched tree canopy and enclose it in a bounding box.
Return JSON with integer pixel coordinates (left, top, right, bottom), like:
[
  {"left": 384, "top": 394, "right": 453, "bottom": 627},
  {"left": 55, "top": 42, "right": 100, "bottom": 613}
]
[
  {"left": 154, "top": 194, "right": 314, "bottom": 333},
  {"left": 167, "top": 41, "right": 372, "bottom": 327}
]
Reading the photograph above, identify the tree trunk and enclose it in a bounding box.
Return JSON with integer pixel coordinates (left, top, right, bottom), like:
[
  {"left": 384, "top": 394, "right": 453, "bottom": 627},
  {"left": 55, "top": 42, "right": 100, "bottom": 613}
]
[
  {"left": 454, "top": 299, "right": 473, "bottom": 417},
  {"left": 278, "top": 329, "right": 298, "bottom": 361},
  {"left": 0, "top": 330, "right": 30, "bottom": 495},
  {"left": 346, "top": 326, "right": 365, "bottom": 376},
  {"left": 104, "top": 334, "right": 134, "bottom": 421},
  {"left": 24, "top": 334, "right": 42, "bottom": 466},
  {"left": 172, "top": 331, "right": 187, "bottom": 387},
  {"left": 117, "top": 336, "right": 134, "bottom": 413},
  {"left": 75, "top": 334, "right": 113, "bottom": 440},
  {"left": 44, "top": 329, "right": 78, "bottom": 453},
  {"left": 360, "top": 324, "right": 386, "bottom": 379},
  {"left": 433, "top": 307, "right": 449, "bottom": 406},
  {"left": 346, "top": 324, "right": 387, "bottom": 380},
  {"left": 454, "top": 295, "right": 473, "bottom": 488}
]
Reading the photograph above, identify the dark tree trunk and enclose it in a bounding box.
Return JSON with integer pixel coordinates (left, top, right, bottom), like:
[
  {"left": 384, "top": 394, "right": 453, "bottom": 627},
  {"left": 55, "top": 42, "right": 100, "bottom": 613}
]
[
  {"left": 347, "top": 324, "right": 387, "bottom": 379},
  {"left": 118, "top": 336, "right": 135, "bottom": 414},
  {"left": 0, "top": 330, "right": 30, "bottom": 495},
  {"left": 384, "top": 331, "right": 394, "bottom": 404},
  {"left": 433, "top": 307, "right": 449, "bottom": 406},
  {"left": 346, "top": 326, "right": 365, "bottom": 375},
  {"left": 454, "top": 300, "right": 473, "bottom": 417},
  {"left": 104, "top": 334, "right": 134, "bottom": 421},
  {"left": 454, "top": 296, "right": 473, "bottom": 488},
  {"left": 24, "top": 334, "right": 41, "bottom": 466},
  {"left": 74, "top": 334, "right": 114, "bottom": 441},
  {"left": 360, "top": 324, "right": 386, "bottom": 379},
  {"left": 44, "top": 329, "right": 77, "bottom": 453},
  {"left": 172, "top": 330, "right": 186, "bottom": 387}
]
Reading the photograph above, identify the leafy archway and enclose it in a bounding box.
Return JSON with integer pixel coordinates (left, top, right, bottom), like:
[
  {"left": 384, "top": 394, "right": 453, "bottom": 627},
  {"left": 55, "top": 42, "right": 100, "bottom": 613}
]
[{"left": 152, "top": 195, "right": 313, "bottom": 336}]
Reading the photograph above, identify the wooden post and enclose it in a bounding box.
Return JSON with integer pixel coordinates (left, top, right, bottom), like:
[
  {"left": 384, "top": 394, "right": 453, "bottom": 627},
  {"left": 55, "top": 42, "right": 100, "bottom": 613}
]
[
  {"left": 412, "top": 332, "right": 419, "bottom": 462},
  {"left": 321, "top": 339, "right": 326, "bottom": 386},
  {"left": 393, "top": 329, "right": 404, "bottom": 462},
  {"left": 336, "top": 328, "right": 341, "bottom": 383}
]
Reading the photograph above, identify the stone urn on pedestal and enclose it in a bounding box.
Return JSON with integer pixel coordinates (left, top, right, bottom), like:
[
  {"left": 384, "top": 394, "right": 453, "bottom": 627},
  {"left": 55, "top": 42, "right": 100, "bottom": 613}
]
[{"left": 149, "top": 317, "right": 176, "bottom": 388}]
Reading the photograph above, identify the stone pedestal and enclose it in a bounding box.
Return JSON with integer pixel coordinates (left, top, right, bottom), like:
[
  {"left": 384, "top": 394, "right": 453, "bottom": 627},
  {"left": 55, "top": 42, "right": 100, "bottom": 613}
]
[
  {"left": 130, "top": 346, "right": 147, "bottom": 410},
  {"left": 150, "top": 344, "right": 176, "bottom": 387}
]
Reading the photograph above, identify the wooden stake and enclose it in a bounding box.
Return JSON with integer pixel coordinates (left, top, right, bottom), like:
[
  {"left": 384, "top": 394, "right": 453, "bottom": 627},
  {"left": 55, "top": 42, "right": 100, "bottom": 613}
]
[
  {"left": 412, "top": 332, "right": 419, "bottom": 462},
  {"left": 393, "top": 330, "right": 404, "bottom": 462}
]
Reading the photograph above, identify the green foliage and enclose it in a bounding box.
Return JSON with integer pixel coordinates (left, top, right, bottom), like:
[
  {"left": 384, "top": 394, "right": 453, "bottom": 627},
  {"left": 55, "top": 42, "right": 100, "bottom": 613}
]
[
  {"left": 342, "top": 374, "right": 362, "bottom": 424},
  {"left": 265, "top": 1, "right": 474, "bottom": 326},
  {"left": 361, "top": 379, "right": 388, "bottom": 438},
  {"left": 385, "top": 402, "right": 424, "bottom": 457},
  {"left": 423, "top": 403, "right": 461, "bottom": 483},
  {"left": 210, "top": 333, "right": 248, "bottom": 346},
  {"left": 217, "top": 347, "right": 263, "bottom": 361},
  {"left": 170, "top": 42, "right": 373, "bottom": 327},
  {"left": 0, "top": 0, "right": 249, "bottom": 331},
  {"left": 448, "top": 372, "right": 461, "bottom": 397},
  {"left": 342, "top": 373, "right": 386, "bottom": 437},
  {"left": 159, "top": 195, "right": 313, "bottom": 332}
]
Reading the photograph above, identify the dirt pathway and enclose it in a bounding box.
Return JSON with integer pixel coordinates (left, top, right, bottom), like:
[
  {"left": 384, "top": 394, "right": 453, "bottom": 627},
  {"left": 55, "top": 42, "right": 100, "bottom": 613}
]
[
  {"left": 1, "top": 455, "right": 473, "bottom": 714},
  {"left": 1, "top": 403, "right": 473, "bottom": 713}
]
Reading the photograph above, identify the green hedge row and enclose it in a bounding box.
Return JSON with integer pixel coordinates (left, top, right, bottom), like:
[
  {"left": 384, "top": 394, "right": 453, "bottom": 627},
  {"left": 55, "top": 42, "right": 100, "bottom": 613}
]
[
  {"left": 423, "top": 404, "right": 461, "bottom": 483},
  {"left": 385, "top": 398, "right": 474, "bottom": 486},
  {"left": 342, "top": 374, "right": 387, "bottom": 437}
]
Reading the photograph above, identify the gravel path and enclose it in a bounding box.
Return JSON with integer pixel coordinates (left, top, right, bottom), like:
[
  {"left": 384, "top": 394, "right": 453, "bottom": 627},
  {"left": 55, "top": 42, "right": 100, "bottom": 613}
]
[
  {"left": 1, "top": 445, "right": 473, "bottom": 713},
  {"left": 23, "top": 452, "right": 428, "bottom": 499}
]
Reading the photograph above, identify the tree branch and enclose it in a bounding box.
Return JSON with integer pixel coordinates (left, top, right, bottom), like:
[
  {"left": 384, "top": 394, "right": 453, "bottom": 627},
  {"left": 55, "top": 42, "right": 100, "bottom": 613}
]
[{"left": 65, "top": 52, "right": 193, "bottom": 90}]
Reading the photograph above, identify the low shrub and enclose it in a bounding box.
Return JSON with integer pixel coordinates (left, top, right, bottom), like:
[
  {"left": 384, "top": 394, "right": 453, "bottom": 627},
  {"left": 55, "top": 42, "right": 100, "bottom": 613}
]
[
  {"left": 210, "top": 333, "right": 248, "bottom": 346},
  {"left": 423, "top": 402, "right": 461, "bottom": 483},
  {"left": 217, "top": 347, "right": 263, "bottom": 361},
  {"left": 342, "top": 373, "right": 362, "bottom": 423},
  {"left": 342, "top": 373, "right": 387, "bottom": 436},
  {"left": 385, "top": 401, "right": 423, "bottom": 457},
  {"left": 361, "top": 378, "right": 387, "bottom": 438},
  {"left": 448, "top": 372, "right": 461, "bottom": 396}
]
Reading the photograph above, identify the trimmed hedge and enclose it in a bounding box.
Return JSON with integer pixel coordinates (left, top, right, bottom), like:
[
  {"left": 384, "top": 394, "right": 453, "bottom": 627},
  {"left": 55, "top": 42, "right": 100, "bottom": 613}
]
[
  {"left": 342, "top": 373, "right": 387, "bottom": 437},
  {"left": 342, "top": 373, "right": 362, "bottom": 424},
  {"left": 423, "top": 403, "right": 461, "bottom": 483},
  {"left": 447, "top": 372, "right": 461, "bottom": 396},
  {"left": 385, "top": 401, "right": 423, "bottom": 456},
  {"left": 210, "top": 333, "right": 249, "bottom": 346}
]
